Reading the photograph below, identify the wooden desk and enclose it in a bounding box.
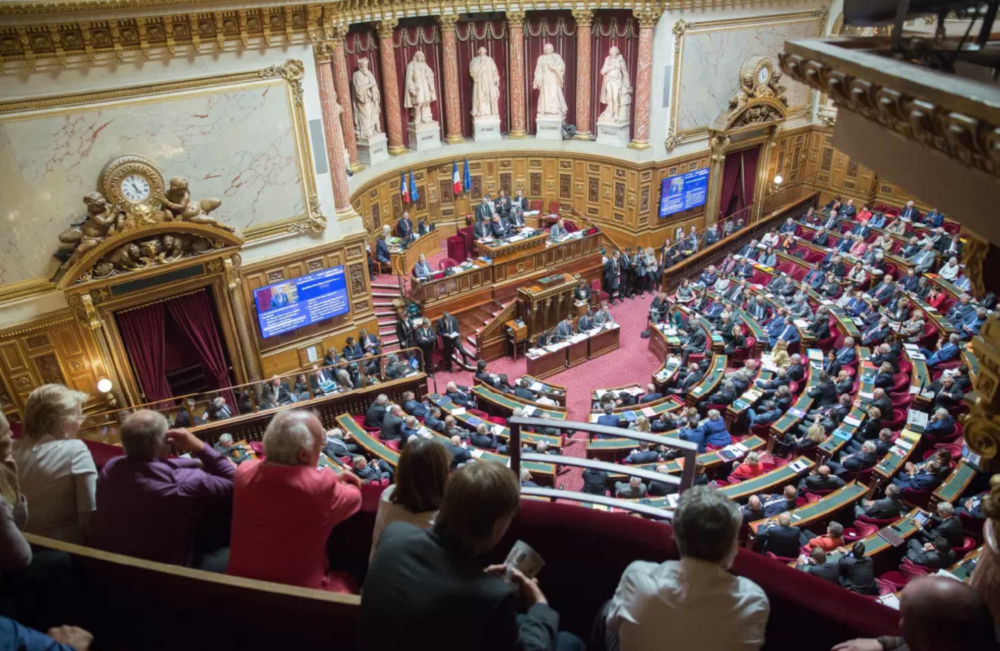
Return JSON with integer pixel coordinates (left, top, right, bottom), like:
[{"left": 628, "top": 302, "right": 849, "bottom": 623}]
[
  {"left": 471, "top": 385, "right": 568, "bottom": 421},
  {"left": 601, "top": 434, "right": 768, "bottom": 475},
  {"left": 429, "top": 393, "right": 561, "bottom": 449},
  {"left": 688, "top": 354, "right": 726, "bottom": 404},
  {"left": 518, "top": 275, "right": 578, "bottom": 338},
  {"left": 932, "top": 460, "right": 977, "bottom": 506},
  {"left": 479, "top": 231, "right": 548, "bottom": 265},
  {"left": 521, "top": 375, "right": 568, "bottom": 407},
  {"left": 410, "top": 231, "right": 603, "bottom": 318},
  {"left": 589, "top": 325, "right": 621, "bottom": 358},
  {"left": 769, "top": 353, "right": 821, "bottom": 439},
  {"left": 337, "top": 414, "right": 401, "bottom": 466},
  {"left": 526, "top": 345, "right": 567, "bottom": 379},
  {"left": 748, "top": 481, "right": 868, "bottom": 542},
  {"left": 947, "top": 546, "right": 982, "bottom": 582},
  {"left": 653, "top": 356, "right": 683, "bottom": 394},
  {"left": 717, "top": 456, "right": 816, "bottom": 501},
  {"left": 390, "top": 230, "right": 440, "bottom": 276},
  {"left": 567, "top": 337, "right": 589, "bottom": 368},
  {"left": 875, "top": 431, "right": 923, "bottom": 481}
]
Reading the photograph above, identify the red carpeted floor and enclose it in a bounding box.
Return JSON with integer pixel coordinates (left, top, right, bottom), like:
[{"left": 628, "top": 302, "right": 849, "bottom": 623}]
[{"left": 380, "top": 237, "right": 663, "bottom": 491}]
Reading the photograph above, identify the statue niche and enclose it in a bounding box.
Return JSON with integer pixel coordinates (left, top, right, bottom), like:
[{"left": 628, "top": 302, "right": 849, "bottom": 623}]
[{"left": 53, "top": 156, "right": 243, "bottom": 287}]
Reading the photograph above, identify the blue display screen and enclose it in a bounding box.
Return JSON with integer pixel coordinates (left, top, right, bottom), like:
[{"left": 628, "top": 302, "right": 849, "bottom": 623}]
[
  {"left": 659, "top": 168, "right": 709, "bottom": 218},
  {"left": 253, "top": 265, "right": 350, "bottom": 338}
]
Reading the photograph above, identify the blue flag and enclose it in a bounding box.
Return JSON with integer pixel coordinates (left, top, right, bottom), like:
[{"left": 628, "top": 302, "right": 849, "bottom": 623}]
[
  {"left": 463, "top": 158, "right": 471, "bottom": 192},
  {"left": 409, "top": 170, "right": 419, "bottom": 203}
]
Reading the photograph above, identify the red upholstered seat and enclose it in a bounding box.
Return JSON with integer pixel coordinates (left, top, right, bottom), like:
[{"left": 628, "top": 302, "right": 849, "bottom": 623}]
[
  {"left": 688, "top": 353, "right": 706, "bottom": 365},
  {"left": 878, "top": 571, "right": 908, "bottom": 592},
  {"left": 917, "top": 323, "right": 940, "bottom": 349},
  {"left": 384, "top": 439, "right": 401, "bottom": 452},
  {"left": 469, "top": 408, "right": 490, "bottom": 420},
  {"left": 901, "top": 488, "right": 934, "bottom": 509},
  {"left": 547, "top": 200, "right": 562, "bottom": 215},
  {"left": 488, "top": 416, "right": 506, "bottom": 426},
  {"left": 843, "top": 527, "right": 862, "bottom": 543},
  {"left": 853, "top": 521, "right": 880, "bottom": 537},
  {"left": 890, "top": 391, "right": 914, "bottom": 409},
  {"left": 766, "top": 551, "right": 798, "bottom": 564},
  {"left": 933, "top": 442, "right": 964, "bottom": 459},
  {"left": 83, "top": 439, "right": 125, "bottom": 472},
  {"left": 882, "top": 409, "right": 906, "bottom": 431},
  {"left": 789, "top": 381, "right": 800, "bottom": 395},
  {"left": 889, "top": 374, "right": 909, "bottom": 394},
  {"left": 446, "top": 235, "right": 467, "bottom": 262},
  {"left": 954, "top": 536, "right": 977, "bottom": 557},
  {"left": 438, "top": 257, "right": 458, "bottom": 271},
  {"left": 900, "top": 558, "right": 931, "bottom": 581},
  {"left": 858, "top": 514, "right": 900, "bottom": 527},
  {"left": 529, "top": 199, "right": 543, "bottom": 212}
]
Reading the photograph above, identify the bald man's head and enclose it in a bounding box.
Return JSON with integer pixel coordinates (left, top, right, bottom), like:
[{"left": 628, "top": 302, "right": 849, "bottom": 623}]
[{"left": 900, "top": 576, "right": 997, "bottom": 651}]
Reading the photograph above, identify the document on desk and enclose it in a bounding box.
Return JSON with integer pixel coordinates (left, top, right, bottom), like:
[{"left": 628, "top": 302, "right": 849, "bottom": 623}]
[{"left": 529, "top": 382, "right": 545, "bottom": 392}]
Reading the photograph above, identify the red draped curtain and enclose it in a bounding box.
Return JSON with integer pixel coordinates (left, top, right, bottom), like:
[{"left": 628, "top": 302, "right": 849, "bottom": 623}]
[
  {"left": 720, "top": 147, "right": 761, "bottom": 220},
  {"left": 393, "top": 20, "right": 444, "bottom": 148},
  {"left": 523, "top": 12, "right": 577, "bottom": 135},
  {"left": 589, "top": 11, "right": 640, "bottom": 138},
  {"left": 456, "top": 19, "right": 509, "bottom": 137},
  {"left": 344, "top": 26, "right": 387, "bottom": 142},
  {"left": 116, "top": 302, "right": 172, "bottom": 404},
  {"left": 165, "top": 290, "right": 237, "bottom": 414}
]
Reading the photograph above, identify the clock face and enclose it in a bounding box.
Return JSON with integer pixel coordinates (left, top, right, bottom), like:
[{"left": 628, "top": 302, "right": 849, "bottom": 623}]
[
  {"left": 757, "top": 67, "right": 770, "bottom": 85},
  {"left": 120, "top": 174, "right": 152, "bottom": 203}
]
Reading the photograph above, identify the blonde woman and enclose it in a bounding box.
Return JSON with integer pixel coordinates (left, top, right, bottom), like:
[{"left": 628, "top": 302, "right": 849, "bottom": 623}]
[
  {"left": 772, "top": 339, "right": 792, "bottom": 369},
  {"left": 13, "top": 384, "right": 96, "bottom": 543},
  {"left": 628, "top": 415, "right": 651, "bottom": 433}
]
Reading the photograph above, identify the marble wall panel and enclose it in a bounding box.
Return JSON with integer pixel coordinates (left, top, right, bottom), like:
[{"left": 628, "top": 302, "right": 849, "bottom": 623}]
[
  {"left": 0, "top": 79, "right": 305, "bottom": 286},
  {"left": 676, "top": 18, "right": 820, "bottom": 134}
]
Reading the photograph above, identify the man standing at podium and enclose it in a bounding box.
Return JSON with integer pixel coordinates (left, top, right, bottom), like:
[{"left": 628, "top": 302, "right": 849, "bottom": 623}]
[{"left": 437, "top": 312, "right": 472, "bottom": 372}]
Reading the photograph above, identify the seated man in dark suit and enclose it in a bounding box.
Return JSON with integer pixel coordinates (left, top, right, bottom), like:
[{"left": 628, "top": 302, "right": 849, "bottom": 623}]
[
  {"left": 795, "top": 548, "right": 840, "bottom": 585},
  {"left": 906, "top": 536, "right": 957, "bottom": 570},
  {"left": 445, "top": 381, "right": 476, "bottom": 408},
  {"left": 396, "top": 211, "right": 414, "bottom": 240},
  {"left": 755, "top": 512, "right": 807, "bottom": 557},
  {"left": 855, "top": 483, "right": 905, "bottom": 520},
  {"left": 705, "top": 380, "right": 737, "bottom": 407},
  {"left": 924, "top": 408, "right": 957, "bottom": 442},
  {"left": 918, "top": 501, "right": 965, "bottom": 548},
  {"left": 424, "top": 406, "right": 446, "bottom": 433},
  {"left": 365, "top": 394, "right": 390, "bottom": 428},
  {"left": 623, "top": 441, "right": 663, "bottom": 465},
  {"left": 513, "top": 378, "right": 538, "bottom": 402},
  {"left": 380, "top": 405, "right": 406, "bottom": 441},
  {"left": 797, "top": 465, "right": 845, "bottom": 496},
  {"left": 828, "top": 440, "right": 878, "bottom": 477},
  {"left": 581, "top": 467, "right": 610, "bottom": 496},
  {"left": 762, "top": 485, "right": 798, "bottom": 518},
  {"left": 573, "top": 278, "right": 592, "bottom": 303},
  {"left": 474, "top": 360, "right": 513, "bottom": 393},
  {"left": 401, "top": 390, "right": 429, "bottom": 419},
  {"left": 892, "top": 460, "right": 945, "bottom": 492},
  {"left": 595, "top": 404, "right": 622, "bottom": 436},
  {"left": 361, "top": 462, "right": 584, "bottom": 651},
  {"left": 553, "top": 318, "right": 575, "bottom": 342},
  {"left": 839, "top": 542, "right": 877, "bottom": 595},
  {"left": 638, "top": 383, "right": 662, "bottom": 404},
  {"left": 741, "top": 495, "right": 765, "bottom": 526},
  {"left": 807, "top": 371, "right": 839, "bottom": 408}
]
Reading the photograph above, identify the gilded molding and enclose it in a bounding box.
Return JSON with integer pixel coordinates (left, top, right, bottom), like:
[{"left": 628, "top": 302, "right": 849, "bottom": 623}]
[
  {"left": 505, "top": 10, "right": 526, "bottom": 27},
  {"left": 0, "top": 279, "right": 57, "bottom": 305},
  {"left": 572, "top": 9, "right": 594, "bottom": 27},
  {"left": 240, "top": 230, "right": 370, "bottom": 275},
  {"left": 437, "top": 14, "right": 460, "bottom": 31},
  {"left": 0, "top": 309, "right": 75, "bottom": 338},
  {"left": 375, "top": 18, "right": 397, "bottom": 40},
  {"left": 780, "top": 42, "right": 1000, "bottom": 186},
  {"left": 969, "top": 315, "right": 1000, "bottom": 471},
  {"left": 633, "top": 6, "right": 660, "bottom": 29}
]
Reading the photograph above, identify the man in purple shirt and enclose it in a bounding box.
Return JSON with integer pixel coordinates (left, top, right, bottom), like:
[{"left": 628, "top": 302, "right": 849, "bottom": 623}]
[{"left": 90, "top": 410, "right": 234, "bottom": 566}]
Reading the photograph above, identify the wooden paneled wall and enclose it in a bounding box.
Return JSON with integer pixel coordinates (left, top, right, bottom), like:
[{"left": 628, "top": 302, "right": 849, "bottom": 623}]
[
  {"left": 763, "top": 126, "right": 812, "bottom": 196},
  {"left": 795, "top": 126, "right": 931, "bottom": 212},
  {"left": 0, "top": 311, "right": 107, "bottom": 420},
  {"left": 238, "top": 232, "right": 378, "bottom": 379},
  {"left": 349, "top": 150, "right": 711, "bottom": 253}
]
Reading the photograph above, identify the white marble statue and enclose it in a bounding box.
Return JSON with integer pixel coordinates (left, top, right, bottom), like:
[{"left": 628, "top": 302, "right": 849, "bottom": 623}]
[
  {"left": 404, "top": 50, "right": 437, "bottom": 125},
  {"left": 469, "top": 47, "right": 501, "bottom": 118},
  {"left": 532, "top": 43, "right": 567, "bottom": 118},
  {"left": 351, "top": 57, "right": 383, "bottom": 138},
  {"left": 599, "top": 46, "right": 632, "bottom": 123}
]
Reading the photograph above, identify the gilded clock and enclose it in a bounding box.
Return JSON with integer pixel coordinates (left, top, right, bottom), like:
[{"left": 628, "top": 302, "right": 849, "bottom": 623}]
[{"left": 99, "top": 154, "right": 166, "bottom": 214}]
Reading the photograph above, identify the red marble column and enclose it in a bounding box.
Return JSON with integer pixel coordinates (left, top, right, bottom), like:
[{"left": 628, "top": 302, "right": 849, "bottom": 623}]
[
  {"left": 376, "top": 19, "right": 406, "bottom": 155},
  {"left": 438, "top": 14, "right": 464, "bottom": 144},
  {"left": 506, "top": 11, "right": 527, "bottom": 139},
  {"left": 572, "top": 10, "right": 593, "bottom": 139},
  {"left": 630, "top": 8, "right": 658, "bottom": 150},
  {"left": 330, "top": 24, "right": 361, "bottom": 171},
  {"left": 314, "top": 43, "right": 352, "bottom": 213}
]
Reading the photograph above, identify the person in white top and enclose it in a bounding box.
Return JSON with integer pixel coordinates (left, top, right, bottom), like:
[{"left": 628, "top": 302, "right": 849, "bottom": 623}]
[
  {"left": 12, "top": 384, "right": 96, "bottom": 544},
  {"left": 369, "top": 437, "right": 450, "bottom": 563},
  {"left": 599, "top": 485, "right": 770, "bottom": 651},
  {"left": 938, "top": 256, "right": 961, "bottom": 281}
]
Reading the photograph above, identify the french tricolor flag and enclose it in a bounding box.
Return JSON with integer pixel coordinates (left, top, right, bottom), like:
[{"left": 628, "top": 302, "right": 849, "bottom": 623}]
[
  {"left": 400, "top": 172, "right": 410, "bottom": 204},
  {"left": 452, "top": 161, "right": 461, "bottom": 195}
]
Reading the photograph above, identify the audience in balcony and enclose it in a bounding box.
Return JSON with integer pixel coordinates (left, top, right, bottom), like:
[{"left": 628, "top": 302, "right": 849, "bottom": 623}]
[
  {"left": 598, "top": 486, "right": 769, "bottom": 651},
  {"left": 369, "top": 438, "right": 449, "bottom": 563},
  {"left": 226, "top": 410, "right": 362, "bottom": 593},
  {"left": 90, "top": 410, "right": 234, "bottom": 567},
  {"left": 362, "top": 460, "right": 585, "bottom": 651},
  {"left": 12, "top": 385, "right": 95, "bottom": 544},
  {"left": 0, "top": 412, "right": 30, "bottom": 573}
]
